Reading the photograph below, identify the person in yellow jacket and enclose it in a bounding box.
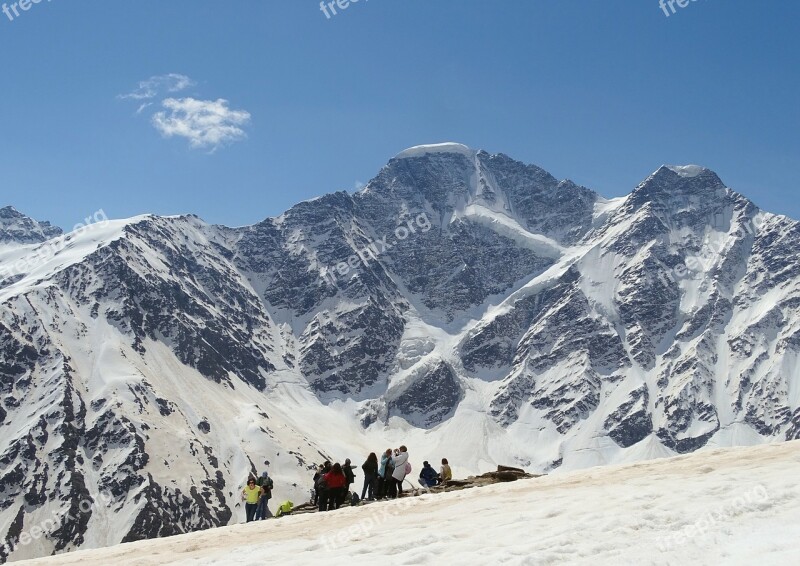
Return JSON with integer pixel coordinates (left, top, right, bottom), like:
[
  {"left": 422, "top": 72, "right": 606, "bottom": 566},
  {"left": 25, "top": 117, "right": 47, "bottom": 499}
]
[
  {"left": 439, "top": 458, "right": 452, "bottom": 483},
  {"left": 242, "top": 478, "right": 263, "bottom": 522}
]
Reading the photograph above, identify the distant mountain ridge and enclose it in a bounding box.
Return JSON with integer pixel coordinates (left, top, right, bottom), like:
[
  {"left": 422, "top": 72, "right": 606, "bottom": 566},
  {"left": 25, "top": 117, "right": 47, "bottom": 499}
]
[
  {"left": 0, "top": 206, "right": 62, "bottom": 245},
  {"left": 1, "top": 143, "right": 798, "bottom": 562}
]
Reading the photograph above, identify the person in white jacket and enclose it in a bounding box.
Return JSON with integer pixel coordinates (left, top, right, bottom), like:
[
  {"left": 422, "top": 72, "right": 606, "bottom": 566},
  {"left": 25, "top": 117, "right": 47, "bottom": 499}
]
[{"left": 390, "top": 445, "right": 409, "bottom": 498}]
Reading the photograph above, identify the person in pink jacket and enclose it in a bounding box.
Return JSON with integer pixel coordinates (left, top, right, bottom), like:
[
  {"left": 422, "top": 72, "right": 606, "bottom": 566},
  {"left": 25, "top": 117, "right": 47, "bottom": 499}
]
[{"left": 390, "top": 445, "right": 409, "bottom": 498}]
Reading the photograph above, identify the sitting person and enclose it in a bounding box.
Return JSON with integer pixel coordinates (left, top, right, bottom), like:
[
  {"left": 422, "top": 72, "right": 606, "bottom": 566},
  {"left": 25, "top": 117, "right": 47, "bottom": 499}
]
[
  {"left": 439, "top": 457, "right": 452, "bottom": 483},
  {"left": 418, "top": 461, "right": 439, "bottom": 487}
]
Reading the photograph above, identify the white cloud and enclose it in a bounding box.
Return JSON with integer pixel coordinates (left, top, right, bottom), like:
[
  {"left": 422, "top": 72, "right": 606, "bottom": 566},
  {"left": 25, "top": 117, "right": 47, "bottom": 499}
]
[
  {"left": 151, "top": 97, "right": 251, "bottom": 151},
  {"left": 120, "top": 73, "right": 195, "bottom": 100}
]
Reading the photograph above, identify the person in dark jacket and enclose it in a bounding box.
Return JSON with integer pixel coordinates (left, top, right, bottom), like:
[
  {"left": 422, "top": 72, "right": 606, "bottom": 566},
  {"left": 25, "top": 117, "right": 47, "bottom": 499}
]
[
  {"left": 377, "top": 449, "right": 393, "bottom": 500},
  {"left": 315, "top": 461, "right": 332, "bottom": 510},
  {"left": 418, "top": 461, "right": 439, "bottom": 488},
  {"left": 255, "top": 471, "right": 273, "bottom": 519},
  {"left": 323, "top": 462, "right": 348, "bottom": 511},
  {"left": 343, "top": 458, "right": 356, "bottom": 492},
  {"left": 361, "top": 452, "right": 379, "bottom": 500},
  {"left": 312, "top": 466, "right": 323, "bottom": 505}
]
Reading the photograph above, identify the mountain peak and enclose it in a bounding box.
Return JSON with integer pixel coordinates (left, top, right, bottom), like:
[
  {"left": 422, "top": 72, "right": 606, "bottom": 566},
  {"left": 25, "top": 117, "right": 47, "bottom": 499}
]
[
  {"left": 0, "top": 205, "right": 23, "bottom": 217},
  {"left": 649, "top": 164, "right": 723, "bottom": 185},
  {"left": 626, "top": 164, "right": 727, "bottom": 209},
  {"left": 394, "top": 142, "right": 476, "bottom": 160},
  {"left": 0, "top": 205, "right": 63, "bottom": 245},
  {"left": 663, "top": 164, "right": 707, "bottom": 178}
]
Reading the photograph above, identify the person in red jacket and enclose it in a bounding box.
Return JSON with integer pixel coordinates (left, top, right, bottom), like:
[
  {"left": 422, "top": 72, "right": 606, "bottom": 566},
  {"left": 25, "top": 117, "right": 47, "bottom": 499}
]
[{"left": 322, "top": 462, "right": 348, "bottom": 511}]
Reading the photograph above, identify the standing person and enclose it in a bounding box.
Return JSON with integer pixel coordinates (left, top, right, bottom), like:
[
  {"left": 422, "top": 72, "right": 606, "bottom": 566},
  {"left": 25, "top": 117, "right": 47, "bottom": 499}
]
[
  {"left": 377, "top": 449, "right": 394, "bottom": 500},
  {"left": 439, "top": 458, "right": 452, "bottom": 483},
  {"left": 255, "top": 471, "right": 273, "bottom": 520},
  {"left": 361, "top": 452, "right": 379, "bottom": 500},
  {"left": 343, "top": 458, "right": 356, "bottom": 493},
  {"left": 323, "top": 462, "right": 348, "bottom": 511},
  {"left": 242, "top": 477, "right": 262, "bottom": 523},
  {"left": 391, "top": 446, "right": 409, "bottom": 498},
  {"left": 419, "top": 461, "right": 439, "bottom": 488},
  {"left": 312, "top": 466, "right": 323, "bottom": 506},
  {"left": 316, "top": 461, "right": 332, "bottom": 512}
]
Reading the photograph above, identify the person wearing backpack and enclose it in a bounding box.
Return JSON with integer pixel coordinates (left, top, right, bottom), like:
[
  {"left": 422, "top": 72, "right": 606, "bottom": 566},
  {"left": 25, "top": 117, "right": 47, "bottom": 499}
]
[
  {"left": 377, "top": 449, "right": 393, "bottom": 500},
  {"left": 361, "top": 452, "right": 379, "bottom": 500},
  {"left": 391, "top": 446, "right": 409, "bottom": 498},
  {"left": 255, "top": 471, "right": 273, "bottom": 520}
]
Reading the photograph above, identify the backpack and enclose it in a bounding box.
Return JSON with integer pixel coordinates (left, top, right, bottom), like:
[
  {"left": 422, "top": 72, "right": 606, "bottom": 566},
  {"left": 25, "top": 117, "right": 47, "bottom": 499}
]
[
  {"left": 257, "top": 476, "right": 274, "bottom": 496},
  {"left": 350, "top": 492, "right": 360, "bottom": 506}
]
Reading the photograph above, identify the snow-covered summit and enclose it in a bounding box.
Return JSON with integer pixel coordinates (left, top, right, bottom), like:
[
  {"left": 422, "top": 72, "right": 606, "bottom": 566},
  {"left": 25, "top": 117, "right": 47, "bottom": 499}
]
[
  {"left": 394, "top": 142, "right": 475, "bottom": 159},
  {"left": 664, "top": 164, "right": 707, "bottom": 178}
]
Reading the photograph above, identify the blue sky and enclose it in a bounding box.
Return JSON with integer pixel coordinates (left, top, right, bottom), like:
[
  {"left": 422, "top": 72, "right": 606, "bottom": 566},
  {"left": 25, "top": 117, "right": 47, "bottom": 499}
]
[{"left": 1, "top": 0, "right": 798, "bottom": 230}]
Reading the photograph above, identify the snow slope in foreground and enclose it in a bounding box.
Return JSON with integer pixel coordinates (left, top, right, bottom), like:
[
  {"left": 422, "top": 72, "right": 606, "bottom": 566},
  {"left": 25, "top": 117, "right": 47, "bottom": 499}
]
[{"left": 16, "top": 442, "right": 800, "bottom": 566}]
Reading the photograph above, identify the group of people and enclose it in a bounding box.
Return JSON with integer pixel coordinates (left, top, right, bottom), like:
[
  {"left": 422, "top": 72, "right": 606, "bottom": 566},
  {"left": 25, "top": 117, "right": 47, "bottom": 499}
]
[
  {"left": 418, "top": 458, "right": 452, "bottom": 488},
  {"left": 313, "top": 447, "right": 453, "bottom": 511},
  {"left": 313, "top": 446, "right": 410, "bottom": 510},
  {"left": 241, "top": 471, "right": 274, "bottom": 522},
  {"left": 242, "top": 449, "right": 454, "bottom": 521},
  {"left": 360, "top": 446, "right": 411, "bottom": 501},
  {"left": 312, "top": 460, "right": 355, "bottom": 511}
]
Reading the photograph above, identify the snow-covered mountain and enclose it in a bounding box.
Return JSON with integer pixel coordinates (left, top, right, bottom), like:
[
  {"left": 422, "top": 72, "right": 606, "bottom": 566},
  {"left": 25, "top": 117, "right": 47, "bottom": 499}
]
[
  {"left": 1, "top": 143, "right": 799, "bottom": 562},
  {"left": 0, "top": 207, "right": 62, "bottom": 246}
]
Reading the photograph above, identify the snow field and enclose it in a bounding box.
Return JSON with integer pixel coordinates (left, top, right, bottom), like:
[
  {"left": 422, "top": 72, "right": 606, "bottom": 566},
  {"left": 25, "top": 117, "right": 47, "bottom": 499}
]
[{"left": 16, "top": 441, "right": 800, "bottom": 565}]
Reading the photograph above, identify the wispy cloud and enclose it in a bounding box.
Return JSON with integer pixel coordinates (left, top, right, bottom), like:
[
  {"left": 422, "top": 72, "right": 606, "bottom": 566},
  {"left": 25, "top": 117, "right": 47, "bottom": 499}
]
[
  {"left": 120, "top": 74, "right": 251, "bottom": 152},
  {"left": 151, "top": 97, "right": 251, "bottom": 152},
  {"left": 119, "top": 73, "right": 195, "bottom": 100}
]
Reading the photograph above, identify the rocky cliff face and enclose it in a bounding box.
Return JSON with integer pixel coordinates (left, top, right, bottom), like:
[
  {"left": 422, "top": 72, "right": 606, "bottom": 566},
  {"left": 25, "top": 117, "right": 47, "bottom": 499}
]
[
  {"left": 0, "top": 206, "right": 62, "bottom": 246},
  {"left": 1, "top": 145, "right": 798, "bottom": 561}
]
